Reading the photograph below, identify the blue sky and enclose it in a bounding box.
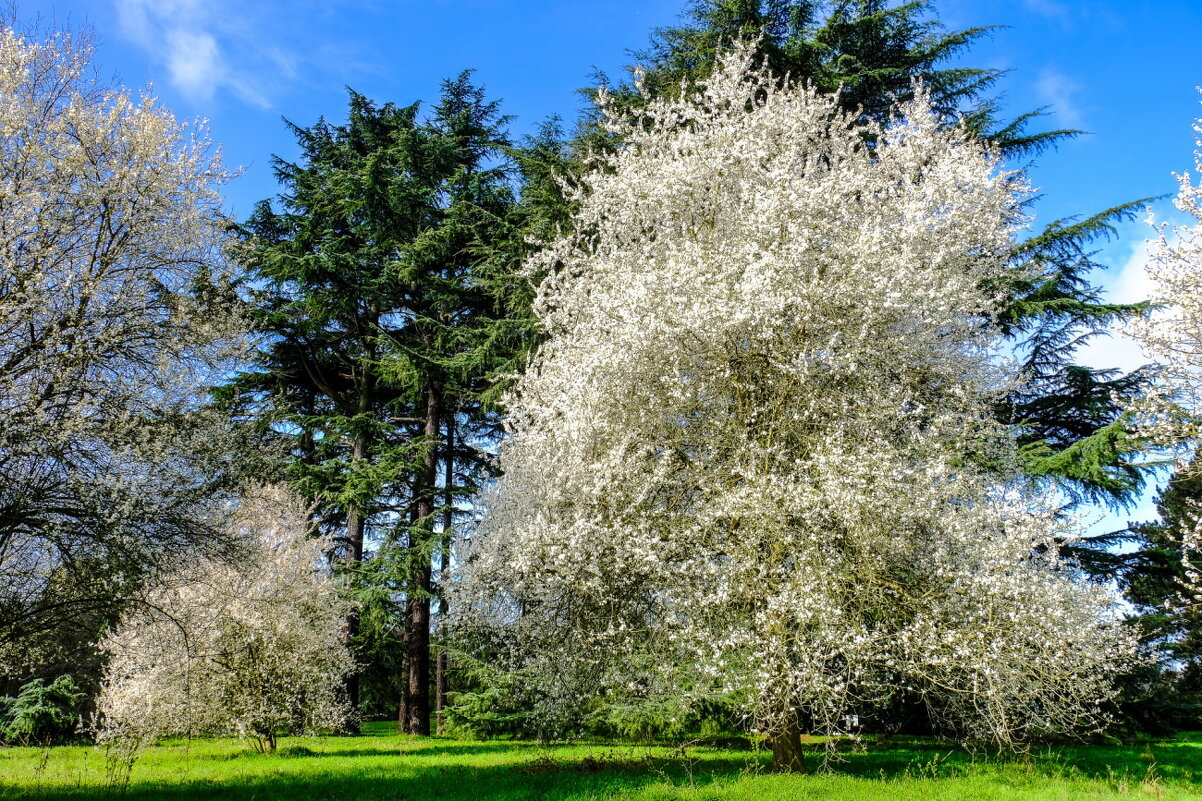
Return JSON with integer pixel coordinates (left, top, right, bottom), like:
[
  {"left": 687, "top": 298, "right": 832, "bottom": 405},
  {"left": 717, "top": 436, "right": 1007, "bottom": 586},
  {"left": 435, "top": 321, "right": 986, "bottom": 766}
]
[{"left": 24, "top": 0, "right": 1202, "bottom": 527}]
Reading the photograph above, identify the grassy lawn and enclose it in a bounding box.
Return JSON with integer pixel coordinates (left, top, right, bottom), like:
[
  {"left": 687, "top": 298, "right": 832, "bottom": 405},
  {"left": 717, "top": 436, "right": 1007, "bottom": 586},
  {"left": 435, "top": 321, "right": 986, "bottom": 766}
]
[{"left": 3, "top": 724, "right": 1202, "bottom": 800}]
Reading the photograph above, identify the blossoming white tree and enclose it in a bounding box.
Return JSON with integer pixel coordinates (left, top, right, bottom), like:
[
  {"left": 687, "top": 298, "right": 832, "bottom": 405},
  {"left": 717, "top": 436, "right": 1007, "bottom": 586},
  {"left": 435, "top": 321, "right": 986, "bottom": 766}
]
[
  {"left": 1129, "top": 102, "right": 1202, "bottom": 451},
  {"left": 0, "top": 23, "right": 247, "bottom": 677},
  {"left": 94, "top": 486, "right": 354, "bottom": 753},
  {"left": 457, "top": 45, "right": 1134, "bottom": 770},
  {"left": 1127, "top": 100, "right": 1202, "bottom": 610}
]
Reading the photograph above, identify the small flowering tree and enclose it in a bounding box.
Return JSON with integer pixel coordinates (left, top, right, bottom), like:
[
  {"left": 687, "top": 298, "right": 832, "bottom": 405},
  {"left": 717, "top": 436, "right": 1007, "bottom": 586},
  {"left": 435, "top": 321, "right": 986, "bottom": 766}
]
[
  {"left": 94, "top": 486, "right": 354, "bottom": 753},
  {"left": 457, "top": 45, "right": 1135, "bottom": 770}
]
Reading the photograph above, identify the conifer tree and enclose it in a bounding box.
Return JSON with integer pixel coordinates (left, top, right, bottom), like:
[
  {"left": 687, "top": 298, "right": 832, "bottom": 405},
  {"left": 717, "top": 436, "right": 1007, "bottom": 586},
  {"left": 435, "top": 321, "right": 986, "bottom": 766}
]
[
  {"left": 390, "top": 72, "right": 523, "bottom": 735},
  {"left": 1121, "top": 464, "right": 1202, "bottom": 691},
  {"left": 224, "top": 93, "right": 436, "bottom": 720},
  {"left": 225, "top": 76, "right": 526, "bottom": 732}
]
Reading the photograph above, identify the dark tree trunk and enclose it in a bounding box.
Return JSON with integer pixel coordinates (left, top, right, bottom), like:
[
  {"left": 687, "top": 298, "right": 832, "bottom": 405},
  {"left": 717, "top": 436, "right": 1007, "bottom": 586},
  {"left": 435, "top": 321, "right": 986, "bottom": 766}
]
[
  {"left": 342, "top": 338, "right": 375, "bottom": 730},
  {"left": 435, "top": 415, "right": 454, "bottom": 734},
  {"left": 343, "top": 431, "right": 368, "bottom": 729},
  {"left": 768, "top": 720, "right": 808, "bottom": 773},
  {"left": 402, "top": 382, "right": 439, "bottom": 735},
  {"left": 434, "top": 627, "right": 448, "bottom": 733},
  {"left": 397, "top": 654, "right": 409, "bottom": 734}
]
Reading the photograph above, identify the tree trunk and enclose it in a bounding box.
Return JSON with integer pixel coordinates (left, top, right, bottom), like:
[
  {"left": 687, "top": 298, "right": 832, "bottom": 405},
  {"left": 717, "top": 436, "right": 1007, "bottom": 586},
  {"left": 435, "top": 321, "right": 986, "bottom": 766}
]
[
  {"left": 397, "top": 670, "right": 409, "bottom": 735},
  {"left": 396, "top": 522, "right": 410, "bottom": 734},
  {"left": 254, "top": 728, "right": 278, "bottom": 753},
  {"left": 434, "top": 635, "right": 448, "bottom": 734},
  {"left": 768, "top": 721, "right": 808, "bottom": 773},
  {"left": 435, "top": 415, "right": 454, "bottom": 734},
  {"left": 343, "top": 432, "right": 367, "bottom": 729},
  {"left": 402, "top": 382, "right": 439, "bottom": 735}
]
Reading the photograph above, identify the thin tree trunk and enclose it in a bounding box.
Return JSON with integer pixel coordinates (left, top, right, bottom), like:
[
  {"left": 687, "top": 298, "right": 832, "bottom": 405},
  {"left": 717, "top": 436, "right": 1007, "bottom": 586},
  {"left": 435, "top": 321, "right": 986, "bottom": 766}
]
[
  {"left": 402, "top": 382, "right": 439, "bottom": 735},
  {"left": 343, "top": 329, "right": 375, "bottom": 730},
  {"left": 435, "top": 415, "right": 454, "bottom": 734},
  {"left": 397, "top": 684, "right": 409, "bottom": 735},
  {"left": 397, "top": 579, "right": 409, "bottom": 734},
  {"left": 343, "top": 431, "right": 367, "bottom": 730}
]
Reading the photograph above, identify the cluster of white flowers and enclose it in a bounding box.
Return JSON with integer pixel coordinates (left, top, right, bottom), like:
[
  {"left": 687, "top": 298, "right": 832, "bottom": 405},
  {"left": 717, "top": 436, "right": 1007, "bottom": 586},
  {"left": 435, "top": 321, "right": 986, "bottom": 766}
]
[
  {"left": 94, "top": 486, "right": 354, "bottom": 753},
  {"left": 1127, "top": 99, "right": 1202, "bottom": 607},
  {"left": 1127, "top": 100, "right": 1202, "bottom": 451},
  {"left": 0, "top": 25, "right": 240, "bottom": 428},
  {"left": 457, "top": 44, "right": 1135, "bottom": 755}
]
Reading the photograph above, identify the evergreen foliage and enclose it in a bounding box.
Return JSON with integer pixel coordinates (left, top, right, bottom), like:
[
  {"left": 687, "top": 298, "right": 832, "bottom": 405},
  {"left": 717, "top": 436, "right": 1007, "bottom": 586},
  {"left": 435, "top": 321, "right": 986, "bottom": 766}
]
[
  {"left": 0, "top": 675, "right": 83, "bottom": 745},
  {"left": 1093, "top": 464, "right": 1202, "bottom": 733},
  {"left": 1131, "top": 467, "right": 1202, "bottom": 672},
  {"left": 222, "top": 74, "right": 529, "bottom": 730}
]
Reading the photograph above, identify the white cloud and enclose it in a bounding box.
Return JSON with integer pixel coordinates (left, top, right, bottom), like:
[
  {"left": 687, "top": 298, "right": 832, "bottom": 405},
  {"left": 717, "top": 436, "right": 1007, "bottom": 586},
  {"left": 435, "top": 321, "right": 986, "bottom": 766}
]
[
  {"left": 1073, "top": 329, "right": 1150, "bottom": 377},
  {"left": 1107, "top": 237, "right": 1160, "bottom": 305},
  {"left": 1034, "top": 68, "right": 1085, "bottom": 131},
  {"left": 1075, "top": 236, "right": 1158, "bottom": 375},
  {"left": 164, "top": 28, "right": 223, "bottom": 101},
  {"left": 113, "top": 0, "right": 274, "bottom": 108}
]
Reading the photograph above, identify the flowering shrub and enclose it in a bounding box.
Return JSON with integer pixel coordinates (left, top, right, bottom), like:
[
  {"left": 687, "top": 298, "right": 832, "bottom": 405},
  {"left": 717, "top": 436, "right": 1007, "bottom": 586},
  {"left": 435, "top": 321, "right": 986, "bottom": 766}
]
[{"left": 94, "top": 486, "right": 354, "bottom": 753}]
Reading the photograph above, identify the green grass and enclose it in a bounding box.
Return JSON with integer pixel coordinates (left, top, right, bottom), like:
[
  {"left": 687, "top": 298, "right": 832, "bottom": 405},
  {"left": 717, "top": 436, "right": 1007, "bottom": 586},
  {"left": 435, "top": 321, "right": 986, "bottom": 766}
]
[{"left": 3, "top": 724, "right": 1202, "bottom": 800}]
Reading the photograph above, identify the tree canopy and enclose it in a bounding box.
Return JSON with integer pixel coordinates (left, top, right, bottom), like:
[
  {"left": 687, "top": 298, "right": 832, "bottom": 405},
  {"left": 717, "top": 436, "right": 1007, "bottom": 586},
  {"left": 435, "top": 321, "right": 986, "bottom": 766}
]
[
  {"left": 0, "top": 25, "right": 246, "bottom": 687},
  {"left": 574, "top": 0, "right": 1153, "bottom": 512}
]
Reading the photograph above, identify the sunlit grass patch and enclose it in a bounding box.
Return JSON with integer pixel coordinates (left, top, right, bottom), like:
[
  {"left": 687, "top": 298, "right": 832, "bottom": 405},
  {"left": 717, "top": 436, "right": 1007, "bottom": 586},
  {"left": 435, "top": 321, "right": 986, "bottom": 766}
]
[{"left": 2, "top": 726, "right": 1201, "bottom": 800}]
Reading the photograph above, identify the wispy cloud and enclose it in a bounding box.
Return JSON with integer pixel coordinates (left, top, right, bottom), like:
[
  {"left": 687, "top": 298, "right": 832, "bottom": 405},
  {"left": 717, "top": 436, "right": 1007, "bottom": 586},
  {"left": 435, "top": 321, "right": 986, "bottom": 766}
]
[
  {"left": 163, "top": 28, "right": 222, "bottom": 100},
  {"left": 1022, "top": 0, "right": 1073, "bottom": 21},
  {"left": 1034, "top": 68, "right": 1085, "bottom": 131},
  {"left": 114, "top": 0, "right": 274, "bottom": 107},
  {"left": 1075, "top": 235, "right": 1159, "bottom": 376}
]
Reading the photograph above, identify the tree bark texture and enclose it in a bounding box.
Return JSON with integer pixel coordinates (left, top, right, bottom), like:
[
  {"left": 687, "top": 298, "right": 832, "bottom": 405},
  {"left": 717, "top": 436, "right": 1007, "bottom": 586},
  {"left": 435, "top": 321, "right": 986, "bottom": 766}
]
[
  {"left": 402, "top": 382, "right": 439, "bottom": 735},
  {"left": 435, "top": 415, "right": 454, "bottom": 734},
  {"left": 768, "top": 721, "right": 808, "bottom": 773},
  {"left": 343, "top": 431, "right": 368, "bottom": 728}
]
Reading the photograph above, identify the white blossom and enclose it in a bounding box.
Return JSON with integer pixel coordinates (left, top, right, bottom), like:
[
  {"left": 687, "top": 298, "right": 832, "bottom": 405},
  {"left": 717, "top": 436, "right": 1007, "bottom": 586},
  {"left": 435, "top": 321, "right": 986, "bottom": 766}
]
[
  {"left": 0, "top": 24, "right": 247, "bottom": 672},
  {"left": 457, "top": 44, "right": 1134, "bottom": 754},
  {"left": 94, "top": 486, "right": 354, "bottom": 753},
  {"left": 1126, "top": 94, "right": 1202, "bottom": 609},
  {"left": 1127, "top": 95, "right": 1202, "bottom": 453}
]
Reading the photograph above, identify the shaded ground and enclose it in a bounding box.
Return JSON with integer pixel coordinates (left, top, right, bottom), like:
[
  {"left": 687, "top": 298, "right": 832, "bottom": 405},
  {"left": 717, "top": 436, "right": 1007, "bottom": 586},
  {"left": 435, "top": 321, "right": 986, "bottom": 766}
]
[{"left": 2, "top": 724, "right": 1201, "bottom": 800}]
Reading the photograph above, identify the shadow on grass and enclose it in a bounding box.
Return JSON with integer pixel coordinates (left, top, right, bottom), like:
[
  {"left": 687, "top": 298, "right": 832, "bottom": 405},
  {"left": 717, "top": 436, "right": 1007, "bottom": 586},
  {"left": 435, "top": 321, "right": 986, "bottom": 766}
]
[
  {"left": 1043, "top": 740, "right": 1202, "bottom": 784},
  {"left": 830, "top": 736, "right": 1202, "bottom": 785},
  {"left": 9, "top": 736, "right": 1202, "bottom": 800},
  {"left": 400, "top": 742, "right": 559, "bottom": 758},
  {"left": 258, "top": 742, "right": 555, "bottom": 759},
  {"left": 4, "top": 755, "right": 761, "bottom": 801}
]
